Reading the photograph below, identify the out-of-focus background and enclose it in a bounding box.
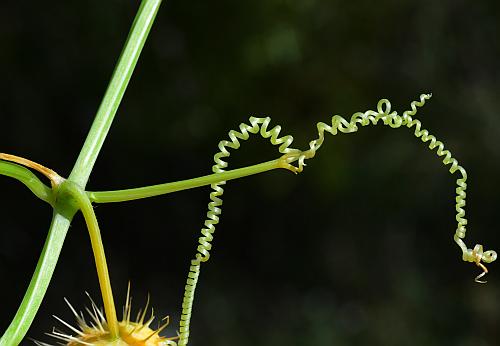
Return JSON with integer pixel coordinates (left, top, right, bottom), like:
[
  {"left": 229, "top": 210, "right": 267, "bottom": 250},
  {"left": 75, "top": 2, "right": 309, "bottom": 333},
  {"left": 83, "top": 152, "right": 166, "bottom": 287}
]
[{"left": 1, "top": 1, "right": 499, "bottom": 345}]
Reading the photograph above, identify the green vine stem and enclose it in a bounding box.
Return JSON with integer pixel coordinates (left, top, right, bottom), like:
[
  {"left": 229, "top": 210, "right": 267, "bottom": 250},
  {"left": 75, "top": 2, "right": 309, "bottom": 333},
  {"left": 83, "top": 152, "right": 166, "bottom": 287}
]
[
  {"left": 0, "top": 213, "right": 73, "bottom": 346},
  {"left": 0, "top": 160, "right": 53, "bottom": 205},
  {"left": 0, "top": 1, "right": 163, "bottom": 344},
  {"left": 69, "top": 0, "right": 163, "bottom": 187},
  {"left": 87, "top": 159, "right": 294, "bottom": 203}
]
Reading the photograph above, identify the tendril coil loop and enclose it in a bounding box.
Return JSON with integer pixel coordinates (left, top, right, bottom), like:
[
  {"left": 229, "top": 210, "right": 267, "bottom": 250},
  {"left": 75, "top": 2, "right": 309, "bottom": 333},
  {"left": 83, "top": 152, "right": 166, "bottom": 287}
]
[
  {"left": 178, "top": 94, "right": 497, "bottom": 345},
  {"left": 178, "top": 117, "right": 300, "bottom": 345}
]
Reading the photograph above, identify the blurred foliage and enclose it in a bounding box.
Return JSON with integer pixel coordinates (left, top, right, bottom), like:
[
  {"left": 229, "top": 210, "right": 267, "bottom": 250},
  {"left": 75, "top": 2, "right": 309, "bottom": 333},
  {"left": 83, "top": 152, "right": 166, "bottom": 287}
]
[{"left": 0, "top": 0, "right": 499, "bottom": 345}]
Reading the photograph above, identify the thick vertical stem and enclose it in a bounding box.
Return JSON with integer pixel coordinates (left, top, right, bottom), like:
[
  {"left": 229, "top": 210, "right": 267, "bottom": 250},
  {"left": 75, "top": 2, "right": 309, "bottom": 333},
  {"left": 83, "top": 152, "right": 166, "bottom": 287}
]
[{"left": 69, "top": 0, "right": 163, "bottom": 187}]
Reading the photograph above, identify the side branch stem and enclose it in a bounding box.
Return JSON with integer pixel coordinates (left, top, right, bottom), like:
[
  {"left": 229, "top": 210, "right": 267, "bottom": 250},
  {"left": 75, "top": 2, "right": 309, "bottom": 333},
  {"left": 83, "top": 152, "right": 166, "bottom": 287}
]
[
  {"left": 88, "top": 159, "right": 285, "bottom": 203},
  {"left": 0, "top": 160, "right": 54, "bottom": 205}
]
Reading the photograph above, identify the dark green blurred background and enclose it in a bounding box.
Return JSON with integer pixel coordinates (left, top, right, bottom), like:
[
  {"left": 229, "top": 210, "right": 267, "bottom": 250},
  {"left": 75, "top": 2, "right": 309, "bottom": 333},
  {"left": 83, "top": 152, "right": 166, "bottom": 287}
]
[{"left": 1, "top": 1, "right": 499, "bottom": 345}]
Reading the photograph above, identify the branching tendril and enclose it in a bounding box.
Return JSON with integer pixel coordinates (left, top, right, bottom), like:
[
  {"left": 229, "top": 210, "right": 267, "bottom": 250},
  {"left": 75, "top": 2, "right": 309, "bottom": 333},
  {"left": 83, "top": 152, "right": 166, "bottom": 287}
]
[{"left": 178, "top": 94, "right": 497, "bottom": 345}]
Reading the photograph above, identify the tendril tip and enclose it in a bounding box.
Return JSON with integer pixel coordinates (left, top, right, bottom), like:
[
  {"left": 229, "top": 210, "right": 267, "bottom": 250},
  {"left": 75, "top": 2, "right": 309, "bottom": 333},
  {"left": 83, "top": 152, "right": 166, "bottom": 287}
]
[{"left": 474, "top": 262, "right": 488, "bottom": 284}]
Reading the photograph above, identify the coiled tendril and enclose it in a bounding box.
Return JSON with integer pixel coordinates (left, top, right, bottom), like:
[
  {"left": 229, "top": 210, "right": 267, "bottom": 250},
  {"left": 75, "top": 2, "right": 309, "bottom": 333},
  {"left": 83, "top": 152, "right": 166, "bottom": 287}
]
[
  {"left": 177, "top": 94, "right": 497, "bottom": 345},
  {"left": 178, "top": 118, "right": 300, "bottom": 345}
]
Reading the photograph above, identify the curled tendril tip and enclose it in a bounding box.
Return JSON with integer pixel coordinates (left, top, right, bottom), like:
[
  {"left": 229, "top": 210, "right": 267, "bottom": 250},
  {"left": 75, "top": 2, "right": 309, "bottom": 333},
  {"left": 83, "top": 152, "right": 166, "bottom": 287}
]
[{"left": 475, "top": 262, "right": 488, "bottom": 284}]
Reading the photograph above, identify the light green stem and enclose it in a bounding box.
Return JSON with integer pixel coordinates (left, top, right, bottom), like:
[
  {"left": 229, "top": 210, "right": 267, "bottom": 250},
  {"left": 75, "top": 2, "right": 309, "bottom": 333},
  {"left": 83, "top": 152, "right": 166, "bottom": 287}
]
[
  {"left": 0, "top": 161, "right": 53, "bottom": 205},
  {"left": 88, "top": 159, "right": 282, "bottom": 203},
  {"left": 69, "top": 0, "right": 163, "bottom": 187},
  {"left": 0, "top": 1, "right": 162, "bottom": 344},
  {"left": 0, "top": 213, "right": 73, "bottom": 346}
]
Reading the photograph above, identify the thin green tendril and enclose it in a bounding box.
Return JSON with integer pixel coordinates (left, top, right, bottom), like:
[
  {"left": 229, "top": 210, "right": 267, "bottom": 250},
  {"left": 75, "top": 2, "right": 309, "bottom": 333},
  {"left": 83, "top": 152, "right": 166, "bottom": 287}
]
[{"left": 177, "top": 94, "right": 497, "bottom": 346}]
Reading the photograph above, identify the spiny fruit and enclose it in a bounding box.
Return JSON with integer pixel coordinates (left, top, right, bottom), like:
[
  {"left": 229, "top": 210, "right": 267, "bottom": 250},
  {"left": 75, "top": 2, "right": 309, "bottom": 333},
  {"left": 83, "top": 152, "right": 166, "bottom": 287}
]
[{"left": 35, "top": 287, "right": 178, "bottom": 346}]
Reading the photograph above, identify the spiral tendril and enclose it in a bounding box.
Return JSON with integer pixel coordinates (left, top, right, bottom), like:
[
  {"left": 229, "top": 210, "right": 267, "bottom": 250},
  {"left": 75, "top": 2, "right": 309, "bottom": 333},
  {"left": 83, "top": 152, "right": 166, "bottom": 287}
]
[
  {"left": 178, "top": 118, "right": 300, "bottom": 345},
  {"left": 178, "top": 94, "right": 497, "bottom": 345}
]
